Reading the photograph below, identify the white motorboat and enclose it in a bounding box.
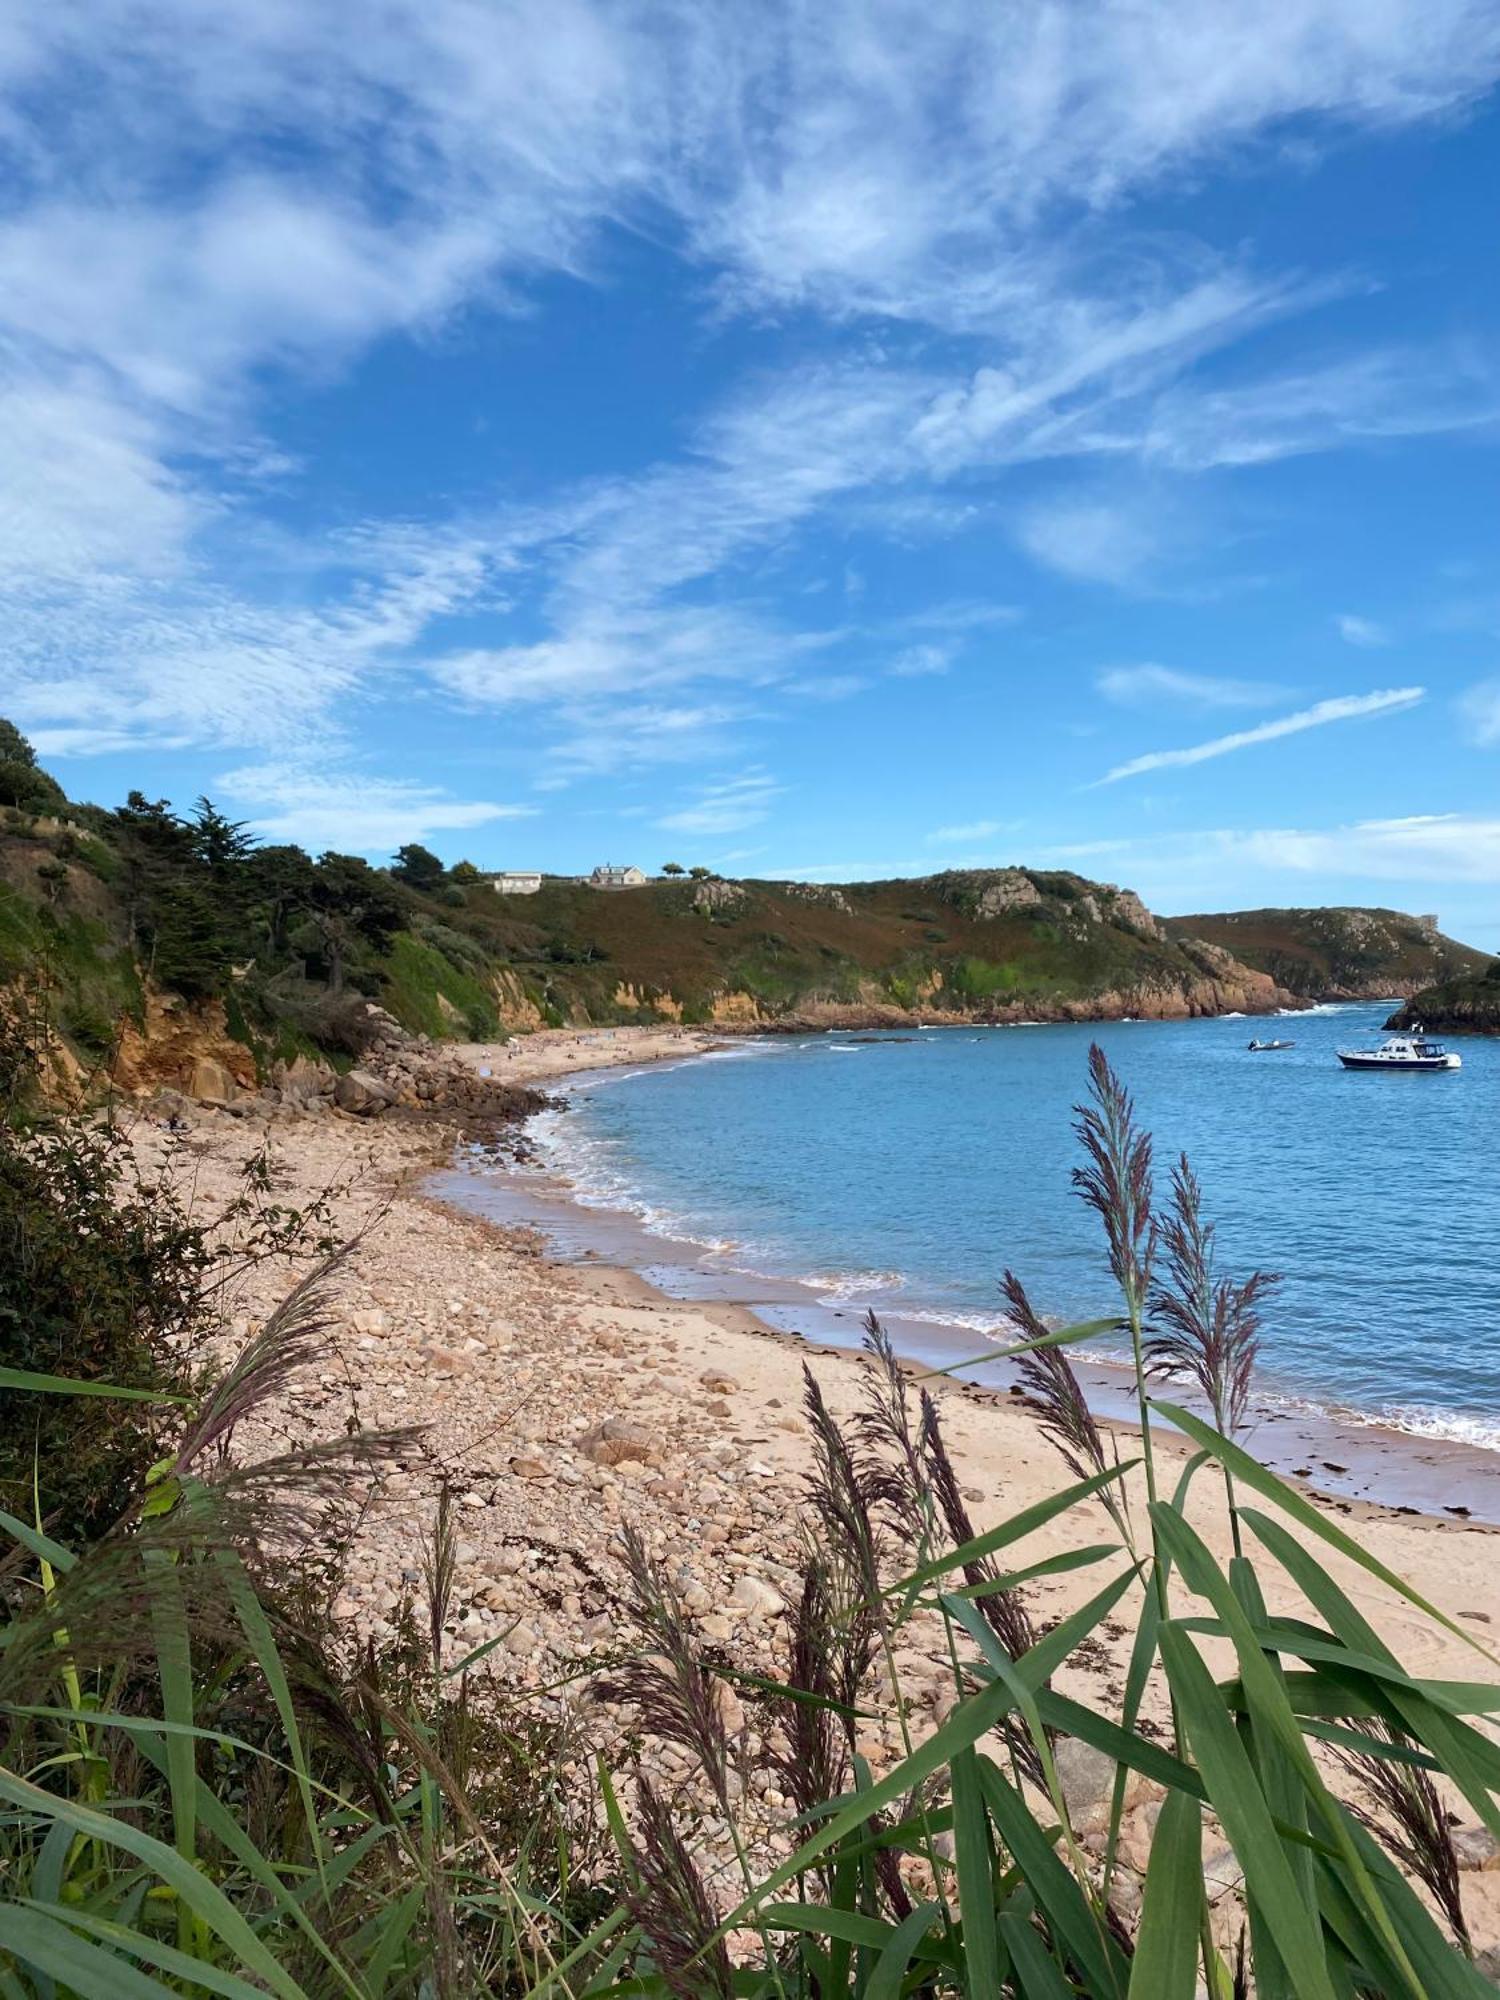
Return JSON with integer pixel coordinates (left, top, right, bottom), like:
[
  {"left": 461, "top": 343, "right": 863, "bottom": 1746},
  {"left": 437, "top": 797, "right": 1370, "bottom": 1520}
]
[{"left": 1336, "top": 1026, "right": 1461, "bottom": 1072}]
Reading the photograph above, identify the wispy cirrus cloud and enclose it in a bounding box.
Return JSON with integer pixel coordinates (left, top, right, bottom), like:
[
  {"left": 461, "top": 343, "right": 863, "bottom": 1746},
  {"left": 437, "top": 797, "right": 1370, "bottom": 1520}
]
[
  {"left": 1336, "top": 612, "right": 1391, "bottom": 646},
  {"left": 3, "top": 0, "right": 1498, "bottom": 778},
  {"left": 1098, "top": 685, "right": 1425, "bottom": 783},
  {"left": 218, "top": 766, "right": 534, "bottom": 855},
  {"left": 1458, "top": 680, "right": 1500, "bottom": 747},
  {"left": 656, "top": 770, "right": 784, "bottom": 835},
  {"left": 926, "top": 818, "right": 1009, "bottom": 844},
  {"left": 1096, "top": 663, "right": 1287, "bottom": 708}
]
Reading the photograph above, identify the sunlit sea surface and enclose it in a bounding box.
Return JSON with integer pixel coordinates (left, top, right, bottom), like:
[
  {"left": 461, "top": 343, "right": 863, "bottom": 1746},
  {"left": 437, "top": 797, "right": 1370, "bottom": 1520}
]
[{"left": 502, "top": 1005, "right": 1500, "bottom": 1453}]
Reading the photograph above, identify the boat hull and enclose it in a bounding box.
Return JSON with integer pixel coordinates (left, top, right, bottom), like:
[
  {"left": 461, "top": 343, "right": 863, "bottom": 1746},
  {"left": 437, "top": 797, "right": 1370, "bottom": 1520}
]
[{"left": 1337, "top": 1052, "right": 1460, "bottom": 1071}]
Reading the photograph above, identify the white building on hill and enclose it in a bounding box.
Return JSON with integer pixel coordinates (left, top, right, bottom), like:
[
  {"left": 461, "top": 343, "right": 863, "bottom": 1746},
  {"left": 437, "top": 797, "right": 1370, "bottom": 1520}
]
[
  {"left": 589, "top": 863, "right": 648, "bottom": 889},
  {"left": 490, "top": 870, "right": 542, "bottom": 895}
]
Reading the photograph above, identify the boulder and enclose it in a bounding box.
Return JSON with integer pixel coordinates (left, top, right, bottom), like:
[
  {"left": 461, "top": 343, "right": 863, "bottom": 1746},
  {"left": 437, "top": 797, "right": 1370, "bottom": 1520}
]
[
  {"left": 579, "top": 1418, "right": 657, "bottom": 1465},
  {"left": 148, "top": 1086, "right": 199, "bottom": 1126},
  {"left": 185, "top": 1056, "right": 246, "bottom": 1107},
  {"left": 334, "top": 1068, "right": 395, "bottom": 1115},
  {"left": 729, "top": 1573, "right": 784, "bottom": 1619},
  {"left": 1453, "top": 1825, "right": 1500, "bottom": 1871},
  {"left": 271, "top": 1053, "right": 336, "bottom": 1102}
]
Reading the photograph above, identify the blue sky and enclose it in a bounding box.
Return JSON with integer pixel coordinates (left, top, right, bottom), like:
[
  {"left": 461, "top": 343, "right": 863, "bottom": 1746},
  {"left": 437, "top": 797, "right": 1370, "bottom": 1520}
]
[{"left": 4, "top": 5, "right": 1500, "bottom": 944}]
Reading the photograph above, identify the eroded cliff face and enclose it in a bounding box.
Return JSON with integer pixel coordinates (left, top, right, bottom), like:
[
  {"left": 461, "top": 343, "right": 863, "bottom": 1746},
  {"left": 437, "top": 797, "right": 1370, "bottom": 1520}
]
[
  {"left": 575, "top": 947, "right": 1293, "bottom": 1032},
  {"left": 490, "top": 970, "right": 547, "bottom": 1032},
  {"left": 109, "top": 993, "right": 259, "bottom": 1105}
]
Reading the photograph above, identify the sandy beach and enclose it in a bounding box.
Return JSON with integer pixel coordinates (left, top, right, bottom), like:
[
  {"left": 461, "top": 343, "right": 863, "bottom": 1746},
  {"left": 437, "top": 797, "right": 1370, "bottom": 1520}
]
[{"left": 138, "top": 1022, "right": 1500, "bottom": 1949}]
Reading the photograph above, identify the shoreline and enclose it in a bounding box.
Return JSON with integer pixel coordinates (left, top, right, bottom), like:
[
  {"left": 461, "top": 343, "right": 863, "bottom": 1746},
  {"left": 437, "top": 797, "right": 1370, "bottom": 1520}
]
[
  {"left": 136, "top": 1023, "right": 1500, "bottom": 1931},
  {"left": 444, "top": 1025, "right": 1500, "bottom": 1527}
]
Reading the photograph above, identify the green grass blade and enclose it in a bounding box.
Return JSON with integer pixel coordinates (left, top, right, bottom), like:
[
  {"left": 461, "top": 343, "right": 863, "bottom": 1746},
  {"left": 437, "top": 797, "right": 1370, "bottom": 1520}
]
[
  {"left": 0, "top": 1762, "right": 317, "bottom": 1999},
  {"left": 1153, "top": 1405, "right": 1498, "bottom": 1662},
  {"left": 214, "top": 1547, "right": 326, "bottom": 1886},
  {"left": 864, "top": 1900, "right": 946, "bottom": 2000},
  {"left": 948, "top": 1541, "right": 1121, "bottom": 1602},
  {"left": 142, "top": 1548, "right": 196, "bottom": 1952},
  {"left": 1153, "top": 1505, "right": 1423, "bottom": 1994},
  {"left": 997, "top": 1907, "right": 1075, "bottom": 1998},
  {"left": 1127, "top": 1786, "right": 1202, "bottom": 1998},
  {"left": 361, "top": 1880, "right": 427, "bottom": 1995},
  {"left": 760, "top": 1906, "right": 897, "bottom": 1949},
  {"left": 909, "top": 1316, "right": 1124, "bottom": 1382},
  {"left": 716, "top": 1668, "right": 1045, "bottom": 1937},
  {"left": 20, "top": 1903, "right": 279, "bottom": 1999},
  {"left": 1036, "top": 1688, "right": 1202, "bottom": 1796},
  {"left": 0, "top": 1905, "right": 181, "bottom": 1997},
  {"left": 0, "top": 1365, "right": 189, "bottom": 1404},
  {"left": 952, "top": 1745, "right": 1000, "bottom": 1998},
  {"left": 948, "top": 1563, "right": 1141, "bottom": 1692},
  {"left": 1157, "top": 1623, "right": 1339, "bottom": 2000},
  {"left": 976, "top": 1757, "right": 1128, "bottom": 2000},
  {"left": 0, "top": 1508, "right": 76, "bottom": 1573}
]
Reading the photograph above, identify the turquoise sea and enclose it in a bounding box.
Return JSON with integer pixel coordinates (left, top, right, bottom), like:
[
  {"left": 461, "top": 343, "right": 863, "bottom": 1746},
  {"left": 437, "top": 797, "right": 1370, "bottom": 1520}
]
[{"left": 506, "top": 1004, "right": 1500, "bottom": 1454}]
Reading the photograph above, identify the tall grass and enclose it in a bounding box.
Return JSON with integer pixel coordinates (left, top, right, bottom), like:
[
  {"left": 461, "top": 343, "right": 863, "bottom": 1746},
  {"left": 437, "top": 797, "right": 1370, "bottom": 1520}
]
[{"left": 2, "top": 1043, "right": 1498, "bottom": 1994}]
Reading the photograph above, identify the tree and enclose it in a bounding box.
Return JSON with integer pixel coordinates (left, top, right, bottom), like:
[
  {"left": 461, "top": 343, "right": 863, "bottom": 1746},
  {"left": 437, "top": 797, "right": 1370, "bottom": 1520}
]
[
  {"left": 309, "top": 853, "right": 404, "bottom": 990},
  {"left": 243, "top": 843, "right": 318, "bottom": 956},
  {"left": 112, "top": 793, "right": 231, "bottom": 998},
  {"left": 390, "top": 843, "right": 446, "bottom": 893},
  {"left": 689, "top": 865, "right": 712, "bottom": 880},
  {"left": 0, "top": 718, "right": 67, "bottom": 814},
  {"left": 450, "top": 859, "right": 481, "bottom": 885},
  {"left": 190, "top": 796, "right": 255, "bottom": 872},
  {"left": 661, "top": 861, "right": 685, "bottom": 877}
]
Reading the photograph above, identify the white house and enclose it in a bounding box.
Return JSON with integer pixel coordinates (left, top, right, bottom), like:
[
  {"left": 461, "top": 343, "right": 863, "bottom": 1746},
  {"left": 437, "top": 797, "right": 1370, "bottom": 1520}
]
[
  {"left": 490, "top": 870, "right": 543, "bottom": 895},
  {"left": 589, "top": 863, "right": 648, "bottom": 889}
]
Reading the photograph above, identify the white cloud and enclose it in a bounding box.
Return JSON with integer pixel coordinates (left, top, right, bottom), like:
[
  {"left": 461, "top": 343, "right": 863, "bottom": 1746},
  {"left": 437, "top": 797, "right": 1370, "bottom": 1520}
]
[
  {"left": 1016, "top": 500, "right": 1165, "bottom": 586},
  {"left": 1099, "top": 686, "right": 1425, "bottom": 783},
  {"left": 1459, "top": 680, "right": 1500, "bottom": 748},
  {"left": 1061, "top": 814, "right": 1500, "bottom": 904},
  {"left": 1096, "top": 663, "right": 1286, "bottom": 708},
  {"left": 5, "top": 524, "right": 498, "bottom": 755},
  {"left": 927, "top": 819, "right": 1006, "bottom": 844},
  {"left": 1336, "top": 612, "right": 1390, "bottom": 646},
  {"left": 888, "top": 643, "right": 954, "bottom": 678},
  {"left": 219, "top": 766, "right": 533, "bottom": 855},
  {"left": 657, "top": 770, "right": 784, "bottom": 835},
  {"left": 1138, "top": 347, "right": 1500, "bottom": 470},
  {"left": 4, "top": 0, "right": 1499, "bottom": 774}
]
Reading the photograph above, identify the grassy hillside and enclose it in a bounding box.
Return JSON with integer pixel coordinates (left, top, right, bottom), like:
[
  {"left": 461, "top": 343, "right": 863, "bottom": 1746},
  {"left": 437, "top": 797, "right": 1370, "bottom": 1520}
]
[
  {"left": 1162, "top": 904, "right": 1485, "bottom": 999},
  {"left": 17, "top": 721, "right": 1489, "bottom": 1084},
  {"left": 1, "top": 782, "right": 1289, "bottom": 1080},
  {"left": 452, "top": 868, "right": 1284, "bottom": 1026}
]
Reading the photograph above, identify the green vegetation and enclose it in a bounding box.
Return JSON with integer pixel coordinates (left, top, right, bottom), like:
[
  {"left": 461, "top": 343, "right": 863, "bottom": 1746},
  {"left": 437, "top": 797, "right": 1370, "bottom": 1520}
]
[
  {"left": 1388, "top": 959, "right": 1500, "bottom": 1035},
  {"left": 0, "top": 723, "right": 1489, "bottom": 1084},
  {"left": 1165, "top": 905, "right": 1485, "bottom": 999},
  {"left": 4, "top": 1019, "right": 1499, "bottom": 1994}
]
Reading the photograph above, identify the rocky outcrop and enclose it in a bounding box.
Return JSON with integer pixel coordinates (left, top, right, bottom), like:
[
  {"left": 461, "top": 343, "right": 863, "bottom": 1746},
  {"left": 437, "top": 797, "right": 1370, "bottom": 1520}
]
[
  {"left": 1107, "top": 888, "right": 1163, "bottom": 940},
  {"left": 1387, "top": 967, "right": 1500, "bottom": 1036},
  {"left": 775, "top": 881, "right": 853, "bottom": 916},
  {"left": 692, "top": 878, "right": 747, "bottom": 915},
  {"left": 974, "top": 870, "right": 1041, "bottom": 919},
  {"left": 1165, "top": 905, "right": 1486, "bottom": 1001}
]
